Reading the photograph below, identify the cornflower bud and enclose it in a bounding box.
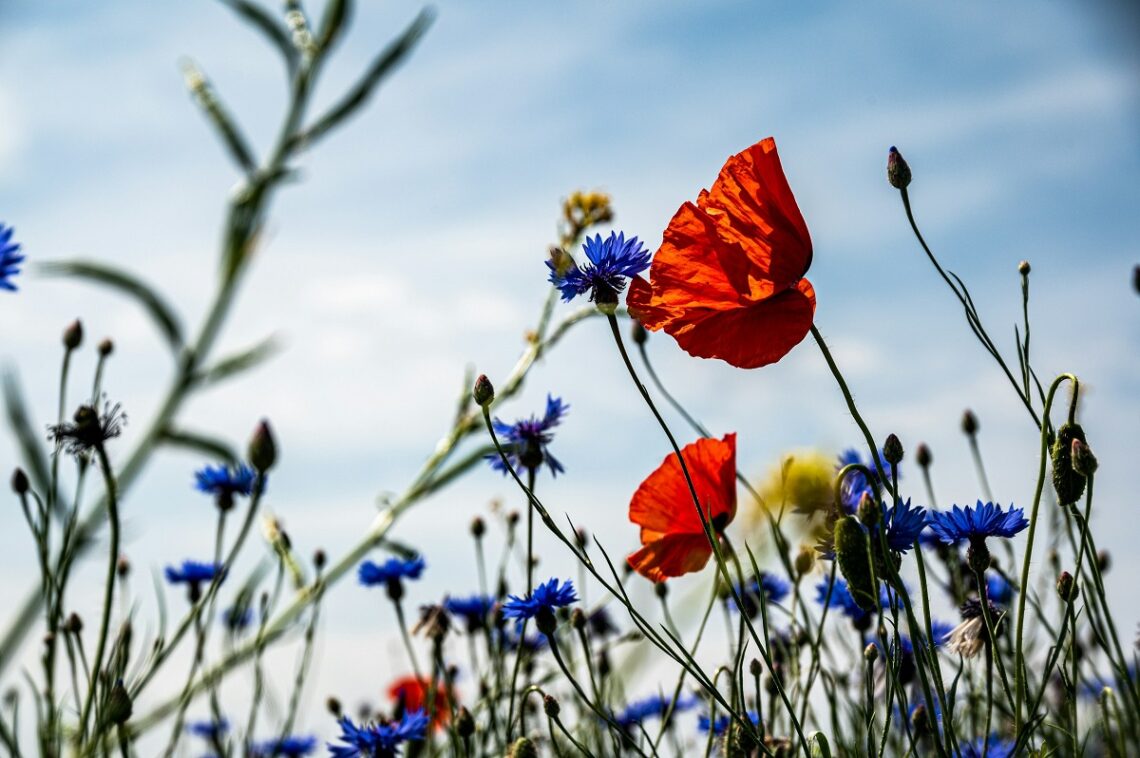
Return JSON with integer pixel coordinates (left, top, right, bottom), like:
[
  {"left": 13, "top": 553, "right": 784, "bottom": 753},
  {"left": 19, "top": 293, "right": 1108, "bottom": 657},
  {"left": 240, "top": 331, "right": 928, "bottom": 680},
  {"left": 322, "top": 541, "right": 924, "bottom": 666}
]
[
  {"left": 313, "top": 549, "right": 327, "bottom": 571},
  {"left": 1057, "top": 571, "right": 1079, "bottom": 603},
  {"left": 883, "top": 433, "right": 904, "bottom": 466},
  {"left": 10, "top": 468, "right": 28, "bottom": 495},
  {"left": 63, "top": 613, "right": 84, "bottom": 635},
  {"left": 456, "top": 705, "right": 475, "bottom": 738},
  {"left": 326, "top": 697, "right": 342, "bottom": 717},
  {"left": 248, "top": 420, "right": 277, "bottom": 473},
  {"left": 116, "top": 555, "right": 130, "bottom": 578},
  {"left": 509, "top": 737, "right": 538, "bottom": 758},
  {"left": 631, "top": 320, "right": 648, "bottom": 345},
  {"left": 1018, "top": 260, "right": 1031, "bottom": 276},
  {"left": 472, "top": 374, "right": 495, "bottom": 407},
  {"left": 961, "top": 409, "right": 979, "bottom": 436},
  {"left": 915, "top": 443, "right": 932, "bottom": 469},
  {"left": 794, "top": 547, "right": 814, "bottom": 577},
  {"left": 543, "top": 694, "right": 560, "bottom": 718},
  {"left": 571, "top": 608, "right": 586, "bottom": 631},
  {"left": 470, "top": 516, "right": 485, "bottom": 539},
  {"left": 864, "top": 643, "right": 879, "bottom": 663},
  {"left": 63, "top": 320, "right": 83, "bottom": 350},
  {"left": 749, "top": 658, "right": 762, "bottom": 677},
  {"left": 856, "top": 492, "right": 880, "bottom": 529},
  {"left": 887, "top": 146, "right": 911, "bottom": 189},
  {"left": 105, "top": 680, "right": 133, "bottom": 724}
]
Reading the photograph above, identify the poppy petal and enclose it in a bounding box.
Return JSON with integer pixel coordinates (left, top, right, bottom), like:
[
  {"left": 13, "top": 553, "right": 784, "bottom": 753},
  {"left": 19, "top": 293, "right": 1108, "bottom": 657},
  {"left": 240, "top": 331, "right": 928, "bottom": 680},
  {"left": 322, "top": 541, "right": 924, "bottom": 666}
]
[
  {"left": 627, "top": 533, "right": 713, "bottom": 583},
  {"left": 629, "top": 433, "right": 737, "bottom": 542},
  {"left": 666, "top": 279, "right": 816, "bottom": 369}
]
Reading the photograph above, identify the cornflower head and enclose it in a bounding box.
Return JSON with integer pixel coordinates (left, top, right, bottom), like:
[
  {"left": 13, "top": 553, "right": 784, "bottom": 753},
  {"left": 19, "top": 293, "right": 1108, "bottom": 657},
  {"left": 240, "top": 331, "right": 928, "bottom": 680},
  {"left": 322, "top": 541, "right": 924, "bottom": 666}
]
[
  {"left": 0, "top": 223, "right": 24, "bottom": 291},
  {"left": 48, "top": 402, "right": 126, "bottom": 458},
  {"left": 960, "top": 735, "right": 1016, "bottom": 758},
  {"left": 187, "top": 718, "right": 229, "bottom": 741},
  {"left": 165, "top": 560, "right": 225, "bottom": 601},
  {"left": 358, "top": 555, "right": 425, "bottom": 602},
  {"left": 546, "top": 231, "right": 651, "bottom": 311},
  {"left": 249, "top": 735, "right": 317, "bottom": 756},
  {"left": 836, "top": 448, "right": 895, "bottom": 513},
  {"left": 927, "top": 501, "right": 1028, "bottom": 572},
  {"left": 615, "top": 693, "right": 697, "bottom": 730},
  {"left": 501, "top": 577, "right": 578, "bottom": 635},
  {"left": 733, "top": 571, "right": 791, "bottom": 619},
  {"left": 985, "top": 573, "right": 1015, "bottom": 606},
  {"left": 815, "top": 577, "right": 899, "bottom": 632},
  {"left": 443, "top": 594, "right": 494, "bottom": 633},
  {"left": 327, "top": 712, "right": 428, "bottom": 758},
  {"left": 697, "top": 711, "right": 759, "bottom": 735},
  {"left": 485, "top": 394, "right": 568, "bottom": 477},
  {"left": 943, "top": 599, "right": 1005, "bottom": 659},
  {"left": 878, "top": 498, "right": 927, "bottom": 552},
  {"left": 195, "top": 462, "right": 258, "bottom": 511},
  {"left": 221, "top": 605, "right": 254, "bottom": 633}
]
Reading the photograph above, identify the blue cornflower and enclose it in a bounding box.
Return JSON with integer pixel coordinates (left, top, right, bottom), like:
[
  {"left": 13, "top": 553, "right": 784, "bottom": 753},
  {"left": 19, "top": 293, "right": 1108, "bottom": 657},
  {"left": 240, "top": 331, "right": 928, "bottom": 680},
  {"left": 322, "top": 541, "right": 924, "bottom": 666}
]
[
  {"left": 444, "top": 595, "right": 494, "bottom": 631},
  {"left": 733, "top": 572, "right": 790, "bottom": 618},
  {"left": 0, "top": 224, "right": 25, "bottom": 292},
  {"left": 165, "top": 560, "right": 225, "bottom": 585},
  {"left": 927, "top": 501, "right": 1028, "bottom": 545},
  {"left": 615, "top": 693, "right": 697, "bottom": 729},
  {"left": 486, "top": 394, "right": 568, "bottom": 477},
  {"left": 493, "top": 627, "right": 547, "bottom": 654},
  {"left": 879, "top": 498, "right": 927, "bottom": 552},
  {"left": 698, "top": 711, "right": 759, "bottom": 735},
  {"left": 1079, "top": 664, "right": 1137, "bottom": 700},
  {"left": 358, "top": 556, "right": 426, "bottom": 586},
  {"left": 195, "top": 463, "right": 258, "bottom": 507},
  {"left": 221, "top": 605, "right": 254, "bottom": 632},
  {"left": 929, "top": 620, "right": 957, "bottom": 649},
  {"left": 985, "top": 573, "right": 1015, "bottom": 605},
  {"left": 960, "top": 735, "right": 1016, "bottom": 758},
  {"left": 250, "top": 735, "right": 317, "bottom": 756},
  {"left": 501, "top": 578, "right": 578, "bottom": 630},
  {"left": 187, "top": 718, "right": 229, "bottom": 741},
  {"left": 328, "top": 711, "right": 429, "bottom": 758},
  {"left": 816, "top": 577, "right": 870, "bottom": 625},
  {"left": 546, "top": 231, "right": 651, "bottom": 308},
  {"left": 836, "top": 448, "right": 896, "bottom": 513}
]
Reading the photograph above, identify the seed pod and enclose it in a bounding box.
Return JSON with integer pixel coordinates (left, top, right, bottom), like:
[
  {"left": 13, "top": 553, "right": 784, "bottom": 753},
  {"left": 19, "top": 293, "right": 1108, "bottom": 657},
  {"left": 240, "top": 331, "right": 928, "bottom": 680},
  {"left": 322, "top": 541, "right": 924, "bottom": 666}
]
[
  {"left": 887, "top": 147, "right": 911, "bottom": 189},
  {"left": 248, "top": 419, "right": 277, "bottom": 473},
  {"left": 883, "top": 434, "right": 903, "bottom": 466},
  {"left": 472, "top": 374, "right": 495, "bottom": 407}
]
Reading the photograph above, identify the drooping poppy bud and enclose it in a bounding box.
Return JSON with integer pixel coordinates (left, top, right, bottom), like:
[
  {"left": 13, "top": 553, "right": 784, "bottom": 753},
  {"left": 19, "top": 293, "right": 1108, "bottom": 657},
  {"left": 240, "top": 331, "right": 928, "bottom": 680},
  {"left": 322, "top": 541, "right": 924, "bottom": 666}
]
[{"left": 1051, "top": 422, "right": 1087, "bottom": 505}]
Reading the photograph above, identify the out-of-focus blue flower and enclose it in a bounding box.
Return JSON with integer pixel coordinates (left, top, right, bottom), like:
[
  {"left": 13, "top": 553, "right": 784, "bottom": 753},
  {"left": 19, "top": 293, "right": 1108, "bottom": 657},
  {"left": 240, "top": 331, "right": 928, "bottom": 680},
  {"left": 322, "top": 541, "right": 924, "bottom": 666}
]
[
  {"left": 927, "top": 501, "right": 1028, "bottom": 545},
  {"left": 815, "top": 577, "right": 872, "bottom": 626},
  {"left": 328, "top": 711, "right": 429, "bottom": 758},
  {"left": 501, "top": 578, "right": 577, "bottom": 623},
  {"left": 358, "top": 556, "right": 426, "bottom": 586},
  {"left": 836, "top": 448, "right": 896, "bottom": 513},
  {"left": 546, "top": 231, "right": 650, "bottom": 305},
  {"left": 879, "top": 499, "right": 927, "bottom": 552},
  {"left": 250, "top": 735, "right": 317, "bottom": 756},
  {"left": 733, "top": 572, "right": 791, "bottom": 618},
  {"left": 195, "top": 463, "right": 258, "bottom": 499},
  {"left": 985, "top": 574, "right": 1015, "bottom": 605},
  {"left": 697, "top": 711, "right": 759, "bottom": 735},
  {"left": 221, "top": 605, "right": 254, "bottom": 632},
  {"left": 165, "top": 560, "right": 225, "bottom": 585},
  {"left": 444, "top": 595, "right": 493, "bottom": 630},
  {"left": 1080, "top": 664, "right": 1138, "bottom": 700},
  {"left": 187, "top": 718, "right": 229, "bottom": 741},
  {"left": 960, "top": 735, "right": 1016, "bottom": 758},
  {"left": 615, "top": 693, "right": 697, "bottom": 728},
  {"left": 0, "top": 224, "right": 25, "bottom": 292},
  {"left": 588, "top": 607, "right": 618, "bottom": 638},
  {"left": 493, "top": 627, "right": 547, "bottom": 654},
  {"left": 928, "top": 620, "right": 956, "bottom": 649},
  {"left": 486, "top": 395, "right": 568, "bottom": 477}
]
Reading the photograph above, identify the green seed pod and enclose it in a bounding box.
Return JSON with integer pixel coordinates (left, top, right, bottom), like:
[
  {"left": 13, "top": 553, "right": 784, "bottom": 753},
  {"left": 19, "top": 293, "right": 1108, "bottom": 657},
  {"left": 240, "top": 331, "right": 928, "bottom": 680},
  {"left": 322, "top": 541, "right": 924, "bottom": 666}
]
[
  {"left": 508, "top": 737, "right": 538, "bottom": 758},
  {"left": 1051, "top": 422, "right": 1087, "bottom": 505},
  {"left": 834, "top": 516, "right": 877, "bottom": 611},
  {"left": 105, "top": 680, "right": 133, "bottom": 724}
]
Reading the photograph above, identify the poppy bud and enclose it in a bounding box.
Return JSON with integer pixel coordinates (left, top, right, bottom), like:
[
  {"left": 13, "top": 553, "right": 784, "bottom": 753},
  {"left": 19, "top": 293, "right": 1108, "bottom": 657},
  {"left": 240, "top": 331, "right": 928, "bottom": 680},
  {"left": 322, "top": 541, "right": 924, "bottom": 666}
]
[
  {"left": 456, "top": 705, "right": 475, "bottom": 738},
  {"left": 63, "top": 320, "right": 83, "bottom": 350},
  {"left": 961, "top": 409, "right": 979, "bottom": 436},
  {"left": 1057, "top": 571, "right": 1078, "bottom": 602},
  {"left": 508, "top": 737, "right": 538, "bottom": 758},
  {"left": 1018, "top": 260, "right": 1031, "bottom": 276},
  {"left": 883, "top": 434, "right": 903, "bottom": 466},
  {"left": 856, "top": 492, "right": 880, "bottom": 529},
  {"left": 1051, "top": 422, "right": 1087, "bottom": 505},
  {"left": 248, "top": 419, "right": 277, "bottom": 473},
  {"left": 631, "top": 320, "right": 648, "bottom": 345},
  {"left": 915, "top": 443, "right": 932, "bottom": 469},
  {"left": 472, "top": 374, "right": 495, "bottom": 407},
  {"left": 887, "top": 147, "right": 911, "bottom": 189},
  {"left": 1071, "top": 438, "right": 1098, "bottom": 478},
  {"left": 10, "top": 468, "right": 28, "bottom": 495},
  {"left": 834, "top": 516, "right": 876, "bottom": 611},
  {"left": 105, "top": 679, "right": 132, "bottom": 724},
  {"left": 543, "top": 694, "right": 560, "bottom": 718}
]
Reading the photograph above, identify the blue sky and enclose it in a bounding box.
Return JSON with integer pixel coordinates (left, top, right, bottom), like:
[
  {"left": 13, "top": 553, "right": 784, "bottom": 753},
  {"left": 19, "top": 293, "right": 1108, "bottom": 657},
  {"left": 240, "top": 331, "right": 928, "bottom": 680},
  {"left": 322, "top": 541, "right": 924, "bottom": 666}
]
[{"left": 1, "top": 0, "right": 1138, "bottom": 747}]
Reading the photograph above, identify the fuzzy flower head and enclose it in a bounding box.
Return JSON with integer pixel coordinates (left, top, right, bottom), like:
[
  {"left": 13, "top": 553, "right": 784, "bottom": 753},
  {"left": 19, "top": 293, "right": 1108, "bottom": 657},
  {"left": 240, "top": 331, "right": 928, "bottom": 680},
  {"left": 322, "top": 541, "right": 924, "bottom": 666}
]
[
  {"left": 328, "top": 712, "right": 428, "bottom": 758},
  {"left": 48, "top": 402, "right": 126, "bottom": 457},
  {"left": 0, "top": 223, "right": 25, "bottom": 292},
  {"left": 250, "top": 735, "right": 317, "bottom": 756},
  {"left": 195, "top": 463, "right": 258, "bottom": 510},
  {"left": 486, "top": 394, "right": 568, "bottom": 477},
  {"left": 547, "top": 231, "right": 651, "bottom": 311},
  {"left": 501, "top": 578, "right": 578, "bottom": 634}
]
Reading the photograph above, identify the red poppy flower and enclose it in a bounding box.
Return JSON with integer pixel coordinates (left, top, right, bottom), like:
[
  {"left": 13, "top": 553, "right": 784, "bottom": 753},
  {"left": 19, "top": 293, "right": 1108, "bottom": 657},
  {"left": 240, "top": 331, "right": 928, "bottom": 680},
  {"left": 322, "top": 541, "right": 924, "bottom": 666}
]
[
  {"left": 627, "top": 434, "right": 737, "bottom": 583},
  {"left": 627, "top": 137, "right": 815, "bottom": 369},
  {"left": 388, "top": 675, "right": 451, "bottom": 729}
]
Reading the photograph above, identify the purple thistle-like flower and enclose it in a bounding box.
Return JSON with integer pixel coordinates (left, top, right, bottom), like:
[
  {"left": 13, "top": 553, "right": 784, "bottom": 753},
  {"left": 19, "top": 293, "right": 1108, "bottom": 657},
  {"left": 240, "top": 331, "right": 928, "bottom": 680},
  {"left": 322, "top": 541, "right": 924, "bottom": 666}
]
[
  {"left": 250, "top": 735, "right": 318, "bottom": 756},
  {"left": 926, "top": 501, "right": 1028, "bottom": 545},
  {"left": 0, "top": 224, "right": 25, "bottom": 292},
  {"left": 501, "top": 578, "right": 578, "bottom": 623},
  {"left": 358, "top": 556, "right": 425, "bottom": 586},
  {"left": 328, "top": 711, "right": 428, "bottom": 758},
  {"left": 165, "top": 560, "right": 225, "bottom": 585},
  {"left": 486, "top": 394, "right": 568, "bottom": 477},
  {"left": 546, "top": 231, "right": 650, "bottom": 305}
]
